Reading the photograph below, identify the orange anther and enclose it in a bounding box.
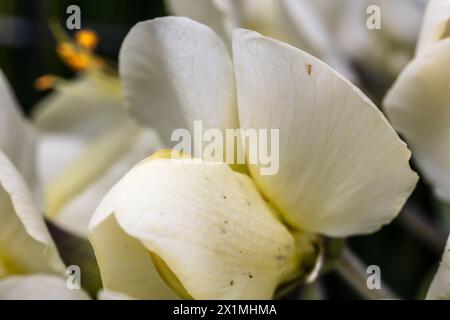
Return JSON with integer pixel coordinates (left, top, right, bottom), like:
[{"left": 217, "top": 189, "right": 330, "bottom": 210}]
[
  {"left": 57, "top": 42, "right": 76, "bottom": 59},
  {"left": 75, "top": 29, "right": 99, "bottom": 50},
  {"left": 67, "top": 53, "right": 92, "bottom": 71}
]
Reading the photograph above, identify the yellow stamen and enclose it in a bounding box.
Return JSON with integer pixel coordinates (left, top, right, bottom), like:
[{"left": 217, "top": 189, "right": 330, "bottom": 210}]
[
  {"left": 75, "top": 29, "right": 99, "bottom": 50},
  {"left": 67, "top": 53, "right": 92, "bottom": 71},
  {"left": 56, "top": 41, "right": 95, "bottom": 71},
  {"left": 56, "top": 42, "right": 76, "bottom": 60}
]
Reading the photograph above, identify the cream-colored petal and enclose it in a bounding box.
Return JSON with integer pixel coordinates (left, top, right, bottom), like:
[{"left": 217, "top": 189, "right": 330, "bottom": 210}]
[
  {"left": 34, "top": 71, "right": 127, "bottom": 198},
  {"left": 232, "top": 29, "right": 418, "bottom": 237},
  {"left": 89, "top": 208, "right": 178, "bottom": 299},
  {"left": 36, "top": 134, "right": 86, "bottom": 193},
  {"left": 416, "top": 0, "right": 450, "bottom": 56},
  {"left": 119, "top": 17, "right": 237, "bottom": 146},
  {"left": 90, "top": 158, "right": 299, "bottom": 299},
  {"left": 33, "top": 70, "right": 124, "bottom": 139},
  {"left": 426, "top": 236, "right": 450, "bottom": 299},
  {"left": 0, "top": 274, "right": 90, "bottom": 300},
  {"left": 166, "top": 0, "right": 238, "bottom": 46},
  {"left": 0, "top": 69, "right": 36, "bottom": 187},
  {"left": 0, "top": 150, "right": 65, "bottom": 275},
  {"left": 53, "top": 128, "right": 162, "bottom": 238},
  {"left": 44, "top": 120, "right": 143, "bottom": 222},
  {"left": 384, "top": 38, "right": 450, "bottom": 201}
]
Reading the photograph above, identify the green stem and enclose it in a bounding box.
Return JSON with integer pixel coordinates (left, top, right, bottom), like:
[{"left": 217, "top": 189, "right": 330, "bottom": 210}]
[{"left": 335, "top": 248, "right": 399, "bottom": 300}]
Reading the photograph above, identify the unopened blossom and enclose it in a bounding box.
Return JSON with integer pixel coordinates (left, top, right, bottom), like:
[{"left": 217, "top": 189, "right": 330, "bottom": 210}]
[
  {"left": 384, "top": 0, "right": 450, "bottom": 201},
  {"left": 88, "top": 17, "right": 418, "bottom": 299}
]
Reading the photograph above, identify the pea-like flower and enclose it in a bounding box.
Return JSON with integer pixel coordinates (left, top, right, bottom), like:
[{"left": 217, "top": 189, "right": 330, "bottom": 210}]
[
  {"left": 384, "top": 0, "right": 450, "bottom": 201},
  {"left": 87, "top": 17, "right": 418, "bottom": 300}
]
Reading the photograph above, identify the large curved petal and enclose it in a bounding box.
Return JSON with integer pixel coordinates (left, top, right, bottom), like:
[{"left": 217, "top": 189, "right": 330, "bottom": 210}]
[
  {"left": 119, "top": 17, "right": 237, "bottom": 147},
  {"left": 0, "top": 274, "right": 90, "bottom": 300},
  {"left": 384, "top": 38, "right": 450, "bottom": 201},
  {"left": 89, "top": 157, "right": 300, "bottom": 299},
  {"left": 232, "top": 29, "right": 418, "bottom": 237},
  {"left": 0, "top": 69, "right": 36, "bottom": 187},
  {"left": 0, "top": 150, "right": 65, "bottom": 276},
  {"left": 416, "top": 0, "right": 450, "bottom": 56},
  {"left": 52, "top": 127, "right": 162, "bottom": 238},
  {"left": 426, "top": 236, "right": 450, "bottom": 299}
]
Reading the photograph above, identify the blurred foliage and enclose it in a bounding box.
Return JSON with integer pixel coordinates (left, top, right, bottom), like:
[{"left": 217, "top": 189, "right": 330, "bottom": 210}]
[{"left": 0, "top": 0, "right": 446, "bottom": 300}]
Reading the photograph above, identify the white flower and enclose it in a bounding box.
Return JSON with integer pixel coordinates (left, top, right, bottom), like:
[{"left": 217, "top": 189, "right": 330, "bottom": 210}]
[
  {"left": 166, "top": 0, "right": 354, "bottom": 79},
  {"left": 0, "top": 29, "right": 163, "bottom": 238},
  {"left": 0, "top": 148, "right": 63, "bottom": 277},
  {"left": 331, "top": 0, "right": 427, "bottom": 77},
  {"left": 384, "top": 0, "right": 450, "bottom": 201},
  {"left": 426, "top": 235, "right": 450, "bottom": 299},
  {"left": 33, "top": 70, "right": 162, "bottom": 237},
  {"left": 166, "top": 0, "right": 428, "bottom": 79},
  {"left": 0, "top": 136, "right": 88, "bottom": 299},
  {"left": 88, "top": 17, "right": 418, "bottom": 299}
]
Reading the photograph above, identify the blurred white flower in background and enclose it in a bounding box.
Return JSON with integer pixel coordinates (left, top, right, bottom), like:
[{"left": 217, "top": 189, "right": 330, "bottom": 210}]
[
  {"left": 166, "top": 0, "right": 428, "bottom": 81},
  {"left": 88, "top": 17, "right": 417, "bottom": 299},
  {"left": 384, "top": 0, "right": 450, "bottom": 202},
  {"left": 330, "top": 0, "right": 428, "bottom": 78},
  {"left": 166, "top": 0, "right": 355, "bottom": 79},
  {"left": 27, "top": 30, "right": 162, "bottom": 238}
]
